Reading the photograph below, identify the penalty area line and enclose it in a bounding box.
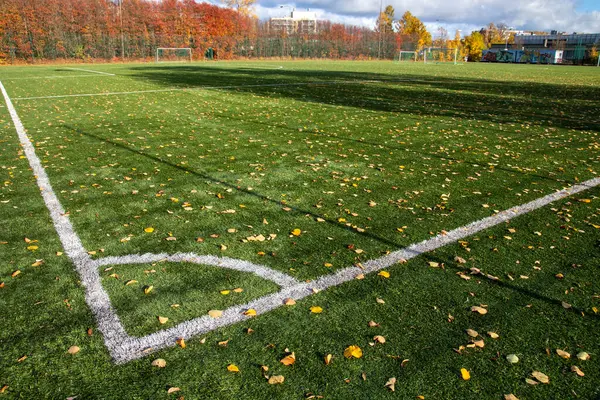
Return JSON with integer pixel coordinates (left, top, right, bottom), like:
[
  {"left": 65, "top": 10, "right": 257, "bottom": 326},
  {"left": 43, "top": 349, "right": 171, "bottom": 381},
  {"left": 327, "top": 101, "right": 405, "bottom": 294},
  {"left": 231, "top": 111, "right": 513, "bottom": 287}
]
[{"left": 64, "top": 67, "right": 116, "bottom": 76}]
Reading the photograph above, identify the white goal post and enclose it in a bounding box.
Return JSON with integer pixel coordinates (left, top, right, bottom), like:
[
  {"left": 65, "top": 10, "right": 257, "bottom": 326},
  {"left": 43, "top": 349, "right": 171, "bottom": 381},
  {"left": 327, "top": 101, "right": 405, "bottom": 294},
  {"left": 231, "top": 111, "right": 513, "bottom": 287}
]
[
  {"left": 155, "top": 48, "right": 193, "bottom": 63},
  {"left": 423, "top": 47, "right": 459, "bottom": 64},
  {"left": 396, "top": 50, "right": 418, "bottom": 62}
]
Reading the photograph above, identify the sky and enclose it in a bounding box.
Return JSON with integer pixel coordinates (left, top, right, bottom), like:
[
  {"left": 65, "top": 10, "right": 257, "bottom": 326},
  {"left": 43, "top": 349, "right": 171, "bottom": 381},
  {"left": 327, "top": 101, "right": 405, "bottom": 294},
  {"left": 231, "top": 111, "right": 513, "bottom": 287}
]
[{"left": 250, "top": 0, "right": 600, "bottom": 36}]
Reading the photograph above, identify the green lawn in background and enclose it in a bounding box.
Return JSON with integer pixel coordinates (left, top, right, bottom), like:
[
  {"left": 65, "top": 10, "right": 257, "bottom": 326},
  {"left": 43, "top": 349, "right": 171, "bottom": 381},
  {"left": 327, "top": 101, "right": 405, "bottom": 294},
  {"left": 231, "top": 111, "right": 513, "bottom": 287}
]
[{"left": 0, "top": 60, "right": 598, "bottom": 399}]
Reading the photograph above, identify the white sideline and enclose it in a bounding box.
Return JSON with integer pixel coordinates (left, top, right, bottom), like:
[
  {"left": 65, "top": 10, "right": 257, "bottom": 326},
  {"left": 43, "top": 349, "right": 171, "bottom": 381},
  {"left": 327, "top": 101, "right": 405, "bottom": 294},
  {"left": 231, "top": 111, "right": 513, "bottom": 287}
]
[
  {"left": 2, "top": 75, "right": 109, "bottom": 80},
  {"left": 2, "top": 79, "right": 599, "bottom": 364},
  {"left": 64, "top": 67, "right": 116, "bottom": 76},
  {"left": 11, "top": 78, "right": 419, "bottom": 101}
]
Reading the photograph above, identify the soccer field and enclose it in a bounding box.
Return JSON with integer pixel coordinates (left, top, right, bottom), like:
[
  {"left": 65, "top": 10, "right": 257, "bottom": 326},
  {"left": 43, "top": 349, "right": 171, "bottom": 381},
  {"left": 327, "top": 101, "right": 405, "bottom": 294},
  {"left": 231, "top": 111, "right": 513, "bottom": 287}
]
[{"left": 1, "top": 60, "right": 599, "bottom": 399}]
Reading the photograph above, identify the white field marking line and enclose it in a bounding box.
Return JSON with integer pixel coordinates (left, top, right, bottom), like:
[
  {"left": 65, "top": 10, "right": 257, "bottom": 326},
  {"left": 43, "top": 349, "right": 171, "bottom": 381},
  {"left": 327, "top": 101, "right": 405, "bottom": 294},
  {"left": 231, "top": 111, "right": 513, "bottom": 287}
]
[
  {"left": 3, "top": 81, "right": 600, "bottom": 364},
  {"left": 1, "top": 74, "right": 107, "bottom": 80},
  {"left": 12, "top": 78, "right": 423, "bottom": 101},
  {"left": 64, "top": 67, "right": 116, "bottom": 76}
]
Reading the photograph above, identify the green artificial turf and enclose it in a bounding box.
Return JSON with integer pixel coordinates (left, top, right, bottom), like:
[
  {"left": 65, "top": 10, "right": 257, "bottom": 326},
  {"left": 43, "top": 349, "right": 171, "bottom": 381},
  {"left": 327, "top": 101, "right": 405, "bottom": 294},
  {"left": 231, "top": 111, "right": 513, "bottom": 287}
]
[{"left": 0, "top": 60, "right": 599, "bottom": 399}]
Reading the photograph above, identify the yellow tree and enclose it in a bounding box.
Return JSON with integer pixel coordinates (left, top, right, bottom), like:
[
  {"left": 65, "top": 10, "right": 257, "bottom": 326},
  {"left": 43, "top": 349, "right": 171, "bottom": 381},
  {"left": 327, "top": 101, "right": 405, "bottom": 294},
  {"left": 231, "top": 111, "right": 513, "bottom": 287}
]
[
  {"left": 396, "top": 11, "right": 431, "bottom": 51},
  {"left": 464, "top": 31, "right": 486, "bottom": 61},
  {"left": 221, "top": 0, "right": 256, "bottom": 16}
]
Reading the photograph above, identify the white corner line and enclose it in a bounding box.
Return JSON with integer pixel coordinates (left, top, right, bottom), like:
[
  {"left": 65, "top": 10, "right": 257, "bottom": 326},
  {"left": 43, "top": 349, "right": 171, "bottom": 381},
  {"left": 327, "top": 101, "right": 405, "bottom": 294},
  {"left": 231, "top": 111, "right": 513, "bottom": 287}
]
[
  {"left": 2, "top": 79, "right": 599, "bottom": 364},
  {"left": 64, "top": 67, "right": 116, "bottom": 76}
]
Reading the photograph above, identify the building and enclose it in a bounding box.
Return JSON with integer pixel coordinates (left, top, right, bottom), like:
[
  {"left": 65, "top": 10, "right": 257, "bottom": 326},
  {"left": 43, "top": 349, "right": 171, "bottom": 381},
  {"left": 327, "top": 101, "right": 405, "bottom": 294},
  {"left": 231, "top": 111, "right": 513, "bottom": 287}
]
[
  {"left": 269, "top": 10, "right": 318, "bottom": 35},
  {"left": 514, "top": 32, "right": 600, "bottom": 63}
]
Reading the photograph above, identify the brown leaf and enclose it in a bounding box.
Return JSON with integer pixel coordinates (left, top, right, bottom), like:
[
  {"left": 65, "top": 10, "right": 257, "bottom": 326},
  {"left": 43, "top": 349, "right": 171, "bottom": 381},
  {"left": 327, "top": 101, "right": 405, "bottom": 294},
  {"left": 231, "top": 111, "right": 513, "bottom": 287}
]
[
  {"left": 454, "top": 256, "right": 467, "bottom": 264},
  {"left": 531, "top": 371, "right": 550, "bottom": 384},
  {"left": 373, "top": 335, "right": 386, "bottom": 344},
  {"left": 67, "top": 346, "right": 80, "bottom": 355},
  {"left": 283, "top": 298, "right": 296, "bottom": 306},
  {"left": 176, "top": 338, "right": 186, "bottom": 348},
  {"left": 571, "top": 365, "right": 584, "bottom": 377},
  {"left": 268, "top": 375, "right": 285, "bottom": 385},
  {"left": 504, "top": 395, "right": 519, "bottom": 400},
  {"left": 151, "top": 358, "right": 166, "bottom": 368},
  {"left": 167, "top": 387, "right": 180, "bottom": 394},
  {"left": 384, "top": 377, "right": 396, "bottom": 392}
]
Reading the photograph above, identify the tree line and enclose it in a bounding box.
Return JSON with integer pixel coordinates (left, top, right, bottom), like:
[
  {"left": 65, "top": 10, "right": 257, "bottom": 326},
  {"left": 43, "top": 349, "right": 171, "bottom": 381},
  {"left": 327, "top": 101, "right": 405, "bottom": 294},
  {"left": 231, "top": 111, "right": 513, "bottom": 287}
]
[{"left": 0, "top": 0, "right": 514, "bottom": 63}]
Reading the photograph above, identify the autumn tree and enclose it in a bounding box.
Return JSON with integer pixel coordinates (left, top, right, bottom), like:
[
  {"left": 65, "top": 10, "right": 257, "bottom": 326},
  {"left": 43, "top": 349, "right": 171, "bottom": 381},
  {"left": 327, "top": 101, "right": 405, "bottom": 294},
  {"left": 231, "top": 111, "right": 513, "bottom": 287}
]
[
  {"left": 396, "top": 11, "right": 431, "bottom": 50},
  {"left": 221, "top": 0, "right": 256, "bottom": 16},
  {"left": 464, "top": 31, "right": 486, "bottom": 61},
  {"left": 376, "top": 5, "right": 395, "bottom": 33}
]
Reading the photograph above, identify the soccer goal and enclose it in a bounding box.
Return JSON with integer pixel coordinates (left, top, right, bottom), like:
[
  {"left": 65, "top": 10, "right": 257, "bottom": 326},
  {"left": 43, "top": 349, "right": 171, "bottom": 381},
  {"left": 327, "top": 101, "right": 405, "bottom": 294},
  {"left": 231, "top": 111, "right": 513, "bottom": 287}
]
[
  {"left": 396, "top": 51, "right": 418, "bottom": 62},
  {"left": 423, "top": 47, "right": 459, "bottom": 64},
  {"left": 155, "top": 48, "right": 193, "bottom": 63}
]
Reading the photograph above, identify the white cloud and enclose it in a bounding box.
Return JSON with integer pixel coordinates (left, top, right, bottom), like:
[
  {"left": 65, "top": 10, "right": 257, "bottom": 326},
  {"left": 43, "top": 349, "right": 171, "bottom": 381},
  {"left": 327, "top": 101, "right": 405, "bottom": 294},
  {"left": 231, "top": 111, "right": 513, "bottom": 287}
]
[{"left": 253, "top": 0, "right": 600, "bottom": 34}]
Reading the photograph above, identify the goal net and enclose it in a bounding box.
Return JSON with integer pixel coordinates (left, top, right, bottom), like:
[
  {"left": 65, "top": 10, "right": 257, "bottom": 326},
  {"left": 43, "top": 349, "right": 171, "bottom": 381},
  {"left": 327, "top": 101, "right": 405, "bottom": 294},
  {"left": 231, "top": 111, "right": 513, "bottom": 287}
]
[
  {"left": 155, "top": 48, "right": 192, "bottom": 63},
  {"left": 423, "top": 47, "right": 458, "bottom": 64},
  {"left": 396, "top": 51, "right": 417, "bottom": 62}
]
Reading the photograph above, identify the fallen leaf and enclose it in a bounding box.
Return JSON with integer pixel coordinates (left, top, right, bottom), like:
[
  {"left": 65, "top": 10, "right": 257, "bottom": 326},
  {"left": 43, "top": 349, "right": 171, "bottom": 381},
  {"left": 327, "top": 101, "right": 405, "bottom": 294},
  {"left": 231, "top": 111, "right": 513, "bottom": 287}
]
[
  {"left": 17, "top": 355, "right": 27, "bottom": 362},
  {"left": 291, "top": 229, "right": 301, "bottom": 236},
  {"left": 376, "top": 298, "right": 385, "bottom": 304},
  {"left": 144, "top": 227, "right": 154, "bottom": 233},
  {"left": 454, "top": 256, "right": 467, "bottom": 264},
  {"left": 152, "top": 358, "right": 166, "bottom": 368},
  {"left": 324, "top": 354, "right": 333, "bottom": 365},
  {"left": 227, "top": 364, "right": 240, "bottom": 373},
  {"left": 233, "top": 288, "right": 243, "bottom": 293},
  {"left": 144, "top": 285, "right": 153, "bottom": 295},
  {"left": 218, "top": 340, "right": 229, "bottom": 347},
  {"left": 373, "top": 335, "right": 386, "bottom": 344},
  {"left": 506, "top": 354, "right": 519, "bottom": 364},
  {"left": 525, "top": 378, "right": 539, "bottom": 385},
  {"left": 531, "top": 371, "right": 549, "bottom": 384},
  {"left": 31, "top": 260, "right": 43, "bottom": 267},
  {"left": 466, "top": 329, "right": 479, "bottom": 338},
  {"left": 571, "top": 365, "right": 584, "bottom": 377},
  {"left": 280, "top": 352, "right": 296, "bottom": 366},
  {"left": 473, "top": 339, "right": 485, "bottom": 348},
  {"left": 428, "top": 261, "right": 440, "bottom": 268},
  {"left": 504, "top": 395, "right": 519, "bottom": 400},
  {"left": 208, "top": 310, "right": 223, "bottom": 318},
  {"left": 471, "top": 306, "right": 488, "bottom": 315},
  {"left": 176, "top": 338, "right": 186, "bottom": 348},
  {"left": 167, "top": 387, "right": 180, "bottom": 394},
  {"left": 368, "top": 320, "right": 380, "bottom": 327},
  {"left": 67, "top": 346, "right": 80, "bottom": 355},
  {"left": 487, "top": 332, "right": 499, "bottom": 339},
  {"left": 158, "top": 316, "right": 169, "bottom": 324},
  {"left": 577, "top": 351, "right": 590, "bottom": 361},
  {"left": 310, "top": 306, "right": 323, "bottom": 314},
  {"left": 284, "top": 298, "right": 296, "bottom": 306},
  {"left": 243, "top": 309, "right": 257, "bottom": 317},
  {"left": 125, "top": 279, "right": 138, "bottom": 286},
  {"left": 378, "top": 271, "right": 390, "bottom": 278},
  {"left": 0, "top": 385, "right": 7, "bottom": 393},
  {"left": 562, "top": 301, "right": 572, "bottom": 309},
  {"left": 460, "top": 368, "right": 471, "bottom": 380},
  {"left": 11, "top": 270, "right": 21, "bottom": 278},
  {"left": 556, "top": 349, "right": 571, "bottom": 359},
  {"left": 384, "top": 377, "right": 396, "bottom": 392},
  {"left": 268, "top": 375, "right": 285, "bottom": 384},
  {"left": 344, "top": 345, "right": 363, "bottom": 359}
]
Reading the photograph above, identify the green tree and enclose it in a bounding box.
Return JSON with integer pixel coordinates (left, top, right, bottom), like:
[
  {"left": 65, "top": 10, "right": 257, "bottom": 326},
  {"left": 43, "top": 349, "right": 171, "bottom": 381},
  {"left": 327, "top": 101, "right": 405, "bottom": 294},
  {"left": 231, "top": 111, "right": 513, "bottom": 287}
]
[
  {"left": 464, "top": 31, "right": 486, "bottom": 61},
  {"left": 396, "top": 11, "right": 431, "bottom": 50}
]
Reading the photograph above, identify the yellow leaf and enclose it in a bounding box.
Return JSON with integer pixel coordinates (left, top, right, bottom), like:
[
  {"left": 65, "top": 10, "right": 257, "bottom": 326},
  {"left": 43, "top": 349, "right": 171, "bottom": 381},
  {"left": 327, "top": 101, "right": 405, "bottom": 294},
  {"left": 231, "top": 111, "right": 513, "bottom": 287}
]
[
  {"left": 11, "top": 270, "right": 21, "bottom": 278},
  {"left": 208, "top": 310, "right": 223, "bottom": 318},
  {"left": 125, "top": 279, "right": 138, "bottom": 286},
  {"left": 280, "top": 352, "right": 296, "bottom": 366},
  {"left": 556, "top": 349, "right": 571, "bottom": 359},
  {"left": 233, "top": 288, "right": 243, "bottom": 293},
  {"left": 378, "top": 271, "right": 390, "bottom": 278},
  {"left": 27, "top": 245, "right": 38, "bottom": 251},
  {"left": 31, "top": 260, "right": 43, "bottom": 267},
  {"left": 531, "top": 371, "right": 549, "bottom": 384},
  {"left": 227, "top": 364, "right": 240, "bottom": 373},
  {"left": 343, "top": 345, "right": 363, "bottom": 359},
  {"left": 487, "top": 332, "right": 500, "bottom": 339},
  {"left": 428, "top": 261, "right": 440, "bottom": 268},
  {"left": 577, "top": 351, "right": 590, "bottom": 361},
  {"left": 67, "top": 346, "right": 80, "bottom": 355},
  {"left": 571, "top": 365, "right": 584, "bottom": 377},
  {"left": 504, "top": 395, "right": 519, "bottom": 400},
  {"left": 384, "top": 377, "right": 396, "bottom": 392},
  {"left": 373, "top": 335, "right": 386, "bottom": 344},
  {"left": 268, "top": 375, "right": 285, "bottom": 384},
  {"left": 291, "top": 228, "right": 301, "bottom": 236},
  {"left": 158, "top": 316, "right": 169, "bottom": 324},
  {"left": 310, "top": 306, "right": 323, "bottom": 314},
  {"left": 144, "top": 227, "right": 154, "bottom": 233},
  {"left": 176, "top": 338, "right": 186, "bottom": 348},
  {"left": 579, "top": 199, "right": 591, "bottom": 203},
  {"left": 220, "top": 290, "right": 231, "bottom": 295},
  {"left": 243, "top": 309, "right": 257, "bottom": 316},
  {"left": 471, "top": 306, "right": 488, "bottom": 315},
  {"left": 324, "top": 263, "right": 333, "bottom": 268},
  {"left": 460, "top": 368, "right": 471, "bottom": 380},
  {"left": 324, "top": 354, "right": 333, "bottom": 365},
  {"left": 151, "top": 358, "right": 166, "bottom": 368},
  {"left": 144, "top": 285, "right": 153, "bottom": 295},
  {"left": 466, "top": 329, "right": 479, "bottom": 338}
]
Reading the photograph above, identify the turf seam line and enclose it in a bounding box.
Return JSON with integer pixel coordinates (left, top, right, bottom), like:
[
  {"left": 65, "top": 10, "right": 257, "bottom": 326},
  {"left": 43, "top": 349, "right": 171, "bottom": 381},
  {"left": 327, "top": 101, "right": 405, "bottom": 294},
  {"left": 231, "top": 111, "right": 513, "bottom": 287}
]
[
  {"left": 63, "top": 67, "right": 116, "bottom": 76},
  {"left": 3, "top": 79, "right": 599, "bottom": 364},
  {"left": 11, "top": 78, "right": 419, "bottom": 100}
]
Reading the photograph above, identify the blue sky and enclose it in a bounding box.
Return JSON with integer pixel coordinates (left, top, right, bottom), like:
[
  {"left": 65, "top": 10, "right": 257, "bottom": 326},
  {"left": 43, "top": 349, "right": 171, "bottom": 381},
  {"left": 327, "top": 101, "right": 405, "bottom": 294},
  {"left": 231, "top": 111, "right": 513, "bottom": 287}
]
[{"left": 251, "top": 0, "right": 600, "bottom": 35}]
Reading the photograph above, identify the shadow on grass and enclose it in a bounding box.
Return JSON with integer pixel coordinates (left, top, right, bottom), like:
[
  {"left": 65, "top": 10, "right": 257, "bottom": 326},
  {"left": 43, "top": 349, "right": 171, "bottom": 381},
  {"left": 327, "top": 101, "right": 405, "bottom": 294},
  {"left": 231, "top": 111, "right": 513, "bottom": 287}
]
[{"left": 127, "top": 65, "right": 600, "bottom": 132}]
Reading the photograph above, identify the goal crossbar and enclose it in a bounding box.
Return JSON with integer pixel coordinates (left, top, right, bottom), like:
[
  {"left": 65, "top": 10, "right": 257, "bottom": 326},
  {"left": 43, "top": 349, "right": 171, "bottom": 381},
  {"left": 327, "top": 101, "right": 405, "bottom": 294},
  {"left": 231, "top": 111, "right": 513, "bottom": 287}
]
[{"left": 423, "top": 47, "right": 459, "bottom": 64}]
